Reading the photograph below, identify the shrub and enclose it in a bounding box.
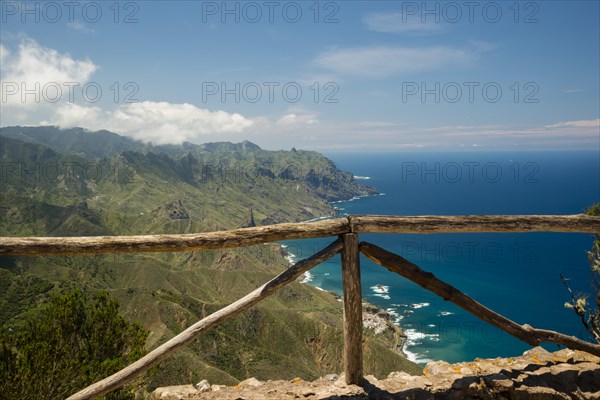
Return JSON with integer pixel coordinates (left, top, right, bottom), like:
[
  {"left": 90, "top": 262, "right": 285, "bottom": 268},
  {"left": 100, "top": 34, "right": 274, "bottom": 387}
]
[
  {"left": 0, "top": 289, "right": 148, "bottom": 399},
  {"left": 561, "top": 204, "right": 600, "bottom": 344}
]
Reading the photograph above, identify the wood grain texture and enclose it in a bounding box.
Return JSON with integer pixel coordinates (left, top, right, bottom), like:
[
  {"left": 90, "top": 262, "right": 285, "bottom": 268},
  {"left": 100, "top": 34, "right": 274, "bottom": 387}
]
[
  {"left": 349, "top": 214, "right": 600, "bottom": 234},
  {"left": 0, "top": 218, "right": 349, "bottom": 256},
  {"left": 5, "top": 213, "right": 600, "bottom": 398},
  {"left": 2, "top": 215, "right": 598, "bottom": 256},
  {"left": 66, "top": 239, "right": 343, "bottom": 400},
  {"left": 341, "top": 233, "right": 363, "bottom": 385},
  {"left": 360, "top": 241, "right": 600, "bottom": 358}
]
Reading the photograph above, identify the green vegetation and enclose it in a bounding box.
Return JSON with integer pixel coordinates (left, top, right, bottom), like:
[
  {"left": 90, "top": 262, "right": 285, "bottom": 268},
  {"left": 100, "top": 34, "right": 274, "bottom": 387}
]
[
  {"left": 0, "top": 127, "right": 418, "bottom": 394},
  {"left": 0, "top": 289, "right": 147, "bottom": 400},
  {"left": 561, "top": 203, "right": 600, "bottom": 344}
]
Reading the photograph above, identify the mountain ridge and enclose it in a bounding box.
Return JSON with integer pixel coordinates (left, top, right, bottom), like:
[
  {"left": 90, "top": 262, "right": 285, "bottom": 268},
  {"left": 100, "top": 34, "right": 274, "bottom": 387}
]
[
  {"left": 2, "top": 125, "right": 303, "bottom": 160},
  {"left": 0, "top": 126, "right": 416, "bottom": 393}
]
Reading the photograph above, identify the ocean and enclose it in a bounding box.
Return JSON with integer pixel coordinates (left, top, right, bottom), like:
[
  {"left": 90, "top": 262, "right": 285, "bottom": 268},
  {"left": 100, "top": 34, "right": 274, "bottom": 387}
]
[{"left": 282, "top": 151, "right": 600, "bottom": 365}]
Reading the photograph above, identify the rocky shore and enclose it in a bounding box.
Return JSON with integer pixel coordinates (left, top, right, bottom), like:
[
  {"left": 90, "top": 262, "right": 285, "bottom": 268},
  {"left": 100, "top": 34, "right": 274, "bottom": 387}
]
[
  {"left": 151, "top": 346, "right": 600, "bottom": 399},
  {"left": 361, "top": 303, "right": 408, "bottom": 358}
]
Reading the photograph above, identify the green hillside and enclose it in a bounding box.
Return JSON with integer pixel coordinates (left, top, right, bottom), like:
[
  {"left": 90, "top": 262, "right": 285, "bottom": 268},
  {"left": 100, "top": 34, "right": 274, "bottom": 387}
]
[{"left": 0, "top": 127, "right": 419, "bottom": 393}]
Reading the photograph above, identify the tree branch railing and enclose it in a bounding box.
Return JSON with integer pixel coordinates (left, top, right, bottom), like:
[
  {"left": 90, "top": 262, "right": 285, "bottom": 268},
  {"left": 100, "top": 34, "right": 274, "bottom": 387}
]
[
  {"left": 2, "top": 214, "right": 599, "bottom": 257},
  {"left": 360, "top": 241, "right": 600, "bottom": 358},
  {"left": 1, "top": 214, "right": 599, "bottom": 400},
  {"left": 0, "top": 218, "right": 349, "bottom": 256},
  {"left": 65, "top": 239, "right": 344, "bottom": 400}
]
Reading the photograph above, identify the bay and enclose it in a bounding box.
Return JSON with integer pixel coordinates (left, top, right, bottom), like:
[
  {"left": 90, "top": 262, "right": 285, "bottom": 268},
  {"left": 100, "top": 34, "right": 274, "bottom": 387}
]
[{"left": 284, "top": 151, "right": 600, "bottom": 364}]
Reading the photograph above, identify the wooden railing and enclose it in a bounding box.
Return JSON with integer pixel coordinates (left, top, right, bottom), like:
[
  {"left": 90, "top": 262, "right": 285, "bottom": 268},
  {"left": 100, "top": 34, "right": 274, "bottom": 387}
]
[{"left": 1, "top": 214, "right": 599, "bottom": 400}]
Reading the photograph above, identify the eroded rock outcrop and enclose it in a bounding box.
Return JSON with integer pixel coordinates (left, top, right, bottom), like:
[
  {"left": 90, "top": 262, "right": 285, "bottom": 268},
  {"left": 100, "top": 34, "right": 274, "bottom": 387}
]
[{"left": 152, "top": 346, "right": 600, "bottom": 399}]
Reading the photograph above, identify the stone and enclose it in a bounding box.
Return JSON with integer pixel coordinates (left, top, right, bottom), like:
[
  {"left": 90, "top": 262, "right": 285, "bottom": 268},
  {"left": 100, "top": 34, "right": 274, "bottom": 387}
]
[
  {"left": 333, "top": 375, "right": 347, "bottom": 387},
  {"left": 482, "top": 373, "right": 514, "bottom": 391},
  {"left": 513, "top": 386, "right": 567, "bottom": 400},
  {"left": 387, "top": 370, "right": 419, "bottom": 386},
  {"left": 239, "top": 377, "right": 264, "bottom": 388},
  {"left": 323, "top": 373, "right": 338, "bottom": 381},
  {"left": 475, "top": 360, "right": 504, "bottom": 375},
  {"left": 424, "top": 360, "right": 453, "bottom": 376},
  {"left": 552, "top": 348, "right": 576, "bottom": 363},
  {"left": 387, "top": 371, "right": 412, "bottom": 380},
  {"left": 451, "top": 376, "right": 478, "bottom": 391},
  {"left": 195, "top": 379, "right": 211, "bottom": 392},
  {"left": 152, "top": 384, "right": 198, "bottom": 399},
  {"left": 465, "top": 379, "right": 486, "bottom": 397},
  {"left": 149, "top": 347, "right": 600, "bottom": 400},
  {"left": 420, "top": 377, "right": 433, "bottom": 387},
  {"left": 577, "top": 363, "right": 600, "bottom": 393},
  {"left": 523, "top": 346, "right": 555, "bottom": 364},
  {"left": 549, "top": 363, "right": 579, "bottom": 385},
  {"left": 572, "top": 350, "right": 600, "bottom": 363}
]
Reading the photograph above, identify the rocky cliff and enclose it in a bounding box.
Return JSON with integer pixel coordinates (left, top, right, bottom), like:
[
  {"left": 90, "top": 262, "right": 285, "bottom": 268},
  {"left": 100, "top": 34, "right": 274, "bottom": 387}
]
[{"left": 152, "top": 346, "right": 600, "bottom": 399}]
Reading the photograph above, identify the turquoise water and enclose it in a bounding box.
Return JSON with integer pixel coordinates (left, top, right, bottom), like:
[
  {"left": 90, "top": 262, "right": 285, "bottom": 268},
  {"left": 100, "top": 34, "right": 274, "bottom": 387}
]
[{"left": 283, "top": 151, "right": 600, "bottom": 364}]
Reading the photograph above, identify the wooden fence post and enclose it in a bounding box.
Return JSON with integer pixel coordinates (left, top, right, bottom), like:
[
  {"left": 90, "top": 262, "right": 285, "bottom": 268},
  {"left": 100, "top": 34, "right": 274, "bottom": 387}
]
[
  {"left": 66, "top": 240, "right": 344, "bottom": 400},
  {"left": 341, "top": 233, "right": 363, "bottom": 385}
]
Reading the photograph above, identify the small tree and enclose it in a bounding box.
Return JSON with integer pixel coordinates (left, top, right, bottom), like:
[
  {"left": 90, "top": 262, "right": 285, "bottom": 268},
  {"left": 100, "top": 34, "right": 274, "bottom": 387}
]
[
  {"left": 0, "top": 289, "right": 148, "bottom": 400},
  {"left": 561, "top": 203, "right": 600, "bottom": 344}
]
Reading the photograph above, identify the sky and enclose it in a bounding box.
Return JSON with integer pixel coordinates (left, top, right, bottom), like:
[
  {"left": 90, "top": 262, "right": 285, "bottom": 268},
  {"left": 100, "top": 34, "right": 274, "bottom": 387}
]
[{"left": 0, "top": 0, "right": 599, "bottom": 151}]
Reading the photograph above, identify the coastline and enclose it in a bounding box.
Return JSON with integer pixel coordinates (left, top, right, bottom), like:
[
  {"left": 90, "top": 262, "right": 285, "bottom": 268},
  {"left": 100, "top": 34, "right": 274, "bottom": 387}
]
[
  {"left": 299, "top": 190, "right": 386, "bottom": 224},
  {"left": 278, "top": 185, "right": 418, "bottom": 362},
  {"left": 279, "top": 242, "right": 412, "bottom": 362},
  {"left": 278, "top": 152, "right": 599, "bottom": 368},
  {"left": 279, "top": 190, "right": 414, "bottom": 361}
]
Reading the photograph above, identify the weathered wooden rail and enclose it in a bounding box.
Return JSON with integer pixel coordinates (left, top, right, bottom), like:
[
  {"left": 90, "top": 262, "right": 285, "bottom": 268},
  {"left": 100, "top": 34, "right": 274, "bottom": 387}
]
[
  {"left": 3, "top": 215, "right": 598, "bottom": 257},
  {"left": 1, "top": 214, "right": 599, "bottom": 400}
]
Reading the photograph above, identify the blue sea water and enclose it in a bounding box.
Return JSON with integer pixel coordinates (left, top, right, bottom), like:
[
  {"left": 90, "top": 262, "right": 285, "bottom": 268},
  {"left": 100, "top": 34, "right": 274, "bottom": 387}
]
[{"left": 283, "top": 151, "right": 600, "bottom": 365}]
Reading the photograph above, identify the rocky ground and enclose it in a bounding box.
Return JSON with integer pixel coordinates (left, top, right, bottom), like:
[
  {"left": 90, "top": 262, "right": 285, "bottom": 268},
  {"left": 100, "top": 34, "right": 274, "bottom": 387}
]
[{"left": 151, "top": 347, "right": 600, "bottom": 399}]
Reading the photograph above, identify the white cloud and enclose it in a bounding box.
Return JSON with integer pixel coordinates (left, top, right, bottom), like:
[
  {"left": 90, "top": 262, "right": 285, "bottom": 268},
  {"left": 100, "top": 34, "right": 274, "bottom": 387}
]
[
  {"left": 315, "top": 46, "right": 475, "bottom": 78},
  {"left": 546, "top": 119, "right": 600, "bottom": 128},
  {"left": 43, "top": 102, "right": 255, "bottom": 144},
  {"left": 417, "top": 122, "right": 600, "bottom": 148},
  {"left": 363, "top": 12, "right": 443, "bottom": 34},
  {"left": 306, "top": 121, "right": 599, "bottom": 151},
  {"left": 0, "top": 44, "right": 9, "bottom": 63},
  {"left": 68, "top": 21, "right": 96, "bottom": 33},
  {"left": 1, "top": 38, "right": 97, "bottom": 108},
  {"left": 276, "top": 113, "right": 319, "bottom": 128},
  {"left": 42, "top": 103, "right": 105, "bottom": 127},
  {"left": 0, "top": 40, "right": 254, "bottom": 144}
]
